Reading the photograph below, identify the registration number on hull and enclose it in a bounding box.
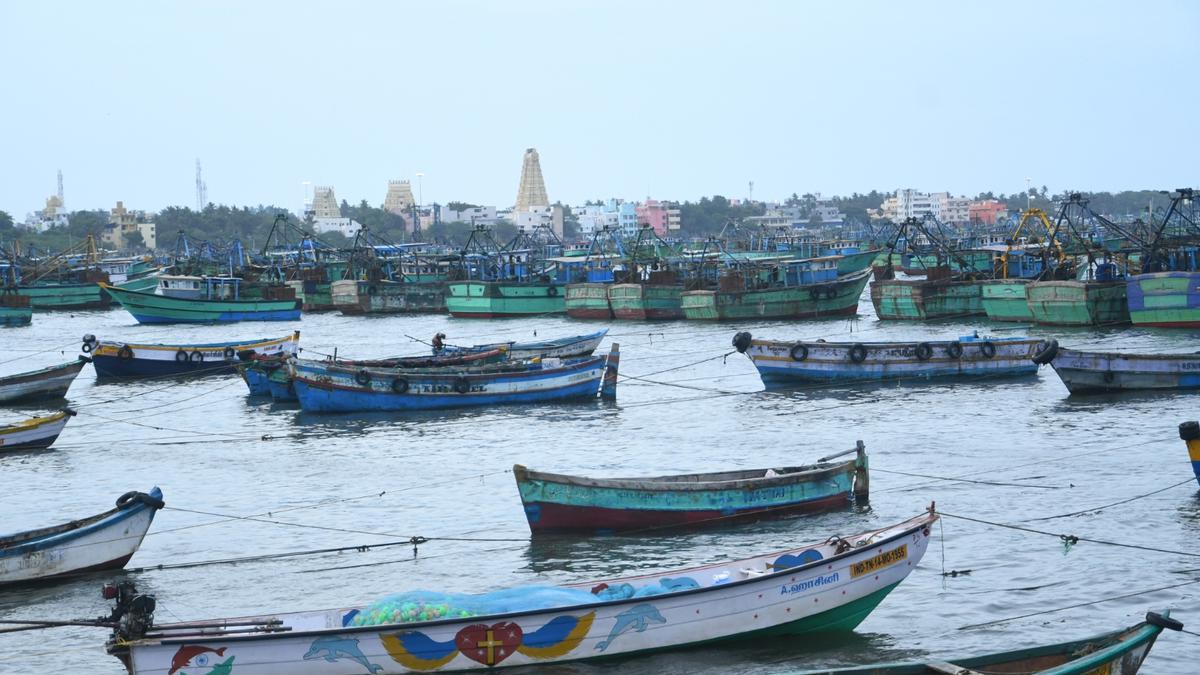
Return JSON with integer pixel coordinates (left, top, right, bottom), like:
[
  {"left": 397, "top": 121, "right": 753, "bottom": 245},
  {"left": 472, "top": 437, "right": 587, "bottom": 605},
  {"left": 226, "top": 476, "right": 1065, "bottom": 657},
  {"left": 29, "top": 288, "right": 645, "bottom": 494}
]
[{"left": 850, "top": 545, "right": 907, "bottom": 578}]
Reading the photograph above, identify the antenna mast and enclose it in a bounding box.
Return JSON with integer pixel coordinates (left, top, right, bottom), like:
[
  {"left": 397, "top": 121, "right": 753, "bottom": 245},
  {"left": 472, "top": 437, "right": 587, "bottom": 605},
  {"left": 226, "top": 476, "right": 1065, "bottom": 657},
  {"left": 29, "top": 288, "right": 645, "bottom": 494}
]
[{"left": 195, "top": 159, "right": 208, "bottom": 210}]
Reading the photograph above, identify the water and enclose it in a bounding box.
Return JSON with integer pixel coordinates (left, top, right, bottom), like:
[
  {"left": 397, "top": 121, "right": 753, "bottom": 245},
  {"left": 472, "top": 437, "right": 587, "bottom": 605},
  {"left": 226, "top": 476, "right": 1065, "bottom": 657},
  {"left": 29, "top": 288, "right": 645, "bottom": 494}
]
[{"left": 2, "top": 292, "right": 1199, "bottom": 674}]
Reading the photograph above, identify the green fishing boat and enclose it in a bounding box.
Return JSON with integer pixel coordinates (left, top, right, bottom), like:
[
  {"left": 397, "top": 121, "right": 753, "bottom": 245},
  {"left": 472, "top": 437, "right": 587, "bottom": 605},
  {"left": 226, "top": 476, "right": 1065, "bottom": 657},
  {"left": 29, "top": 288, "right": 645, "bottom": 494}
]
[
  {"left": 102, "top": 279, "right": 302, "bottom": 324},
  {"left": 0, "top": 293, "right": 32, "bottom": 326},
  {"left": 287, "top": 280, "right": 336, "bottom": 311},
  {"left": 836, "top": 249, "right": 884, "bottom": 275},
  {"left": 681, "top": 268, "right": 871, "bottom": 321},
  {"left": 1026, "top": 280, "right": 1129, "bottom": 326},
  {"left": 979, "top": 279, "right": 1034, "bottom": 321},
  {"left": 331, "top": 279, "right": 446, "bottom": 314},
  {"left": 114, "top": 274, "right": 163, "bottom": 293},
  {"left": 17, "top": 282, "right": 110, "bottom": 309},
  {"left": 870, "top": 275, "right": 985, "bottom": 320},
  {"left": 564, "top": 283, "right": 613, "bottom": 319},
  {"left": 609, "top": 281, "right": 684, "bottom": 320},
  {"left": 446, "top": 281, "right": 565, "bottom": 318}
]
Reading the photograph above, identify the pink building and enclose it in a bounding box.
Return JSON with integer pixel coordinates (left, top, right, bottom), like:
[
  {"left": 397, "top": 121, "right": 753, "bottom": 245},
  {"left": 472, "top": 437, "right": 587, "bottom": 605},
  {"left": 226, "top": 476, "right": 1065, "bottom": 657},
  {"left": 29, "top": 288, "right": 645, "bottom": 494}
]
[
  {"left": 636, "top": 199, "right": 669, "bottom": 236},
  {"left": 968, "top": 200, "right": 1008, "bottom": 225}
]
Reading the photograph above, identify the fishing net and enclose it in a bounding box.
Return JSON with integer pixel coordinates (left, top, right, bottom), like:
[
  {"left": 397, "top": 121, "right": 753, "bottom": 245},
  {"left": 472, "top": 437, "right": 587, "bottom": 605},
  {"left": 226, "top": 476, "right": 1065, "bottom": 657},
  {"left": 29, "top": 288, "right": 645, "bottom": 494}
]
[{"left": 351, "top": 578, "right": 700, "bottom": 626}]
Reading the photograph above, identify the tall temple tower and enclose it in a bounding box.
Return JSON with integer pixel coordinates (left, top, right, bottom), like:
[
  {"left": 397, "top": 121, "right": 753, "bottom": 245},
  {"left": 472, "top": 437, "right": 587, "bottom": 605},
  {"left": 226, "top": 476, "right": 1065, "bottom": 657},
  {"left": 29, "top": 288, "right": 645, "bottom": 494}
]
[
  {"left": 311, "top": 186, "right": 341, "bottom": 219},
  {"left": 514, "top": 148, "right": 549, "bottom": 211},
  {"left": 383, "top": 180, "right": 416, "bottom": 214}
]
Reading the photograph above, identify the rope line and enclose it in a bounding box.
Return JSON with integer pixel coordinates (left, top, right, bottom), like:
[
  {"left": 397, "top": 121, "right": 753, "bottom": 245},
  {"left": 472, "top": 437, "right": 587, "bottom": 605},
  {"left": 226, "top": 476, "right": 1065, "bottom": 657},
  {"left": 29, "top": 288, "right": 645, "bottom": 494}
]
[
  {"left": 958, "top": 578, "right": 1200, "bottom": 630},
  {"left": 939, "top": 510, "right": 1200, "bottom": 559}
]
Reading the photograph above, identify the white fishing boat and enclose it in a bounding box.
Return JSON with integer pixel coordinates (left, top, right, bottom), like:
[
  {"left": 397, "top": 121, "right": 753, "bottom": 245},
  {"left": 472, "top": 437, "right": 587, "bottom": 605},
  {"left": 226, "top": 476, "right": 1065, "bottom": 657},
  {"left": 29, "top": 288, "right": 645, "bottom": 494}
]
[
  {"left": 0, "top": 487, "right": 163, "bottom": 585},
  {"left": 0, "top": 357, "right": 90, "bottom": 403},
  {"left": 1034, "top": 340, "right": 1200, "bottom": 394},
  {"left": 0, "top": 409, "right": 75, "bottom": 451},
  {"left": 733, "top": 331, "right": 1040, "bottom": 384},
  {"left": 106, "top": 509, "right": 937, "bottom": 674}
]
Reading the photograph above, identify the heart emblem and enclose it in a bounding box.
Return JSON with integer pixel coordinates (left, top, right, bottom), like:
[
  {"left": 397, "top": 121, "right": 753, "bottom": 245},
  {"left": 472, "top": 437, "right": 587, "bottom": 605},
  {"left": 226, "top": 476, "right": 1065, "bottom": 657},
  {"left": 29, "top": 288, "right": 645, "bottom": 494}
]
[{"left": 455, "top": 622, "right": 523, "bottom": 666}]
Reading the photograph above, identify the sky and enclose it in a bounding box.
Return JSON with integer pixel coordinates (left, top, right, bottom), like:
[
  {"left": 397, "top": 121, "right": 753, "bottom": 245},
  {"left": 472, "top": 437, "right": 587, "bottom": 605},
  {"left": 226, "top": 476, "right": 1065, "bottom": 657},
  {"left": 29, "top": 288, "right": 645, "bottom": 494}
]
[{"left": 1, "top": 0, "right": 1197, "bottom": 218}]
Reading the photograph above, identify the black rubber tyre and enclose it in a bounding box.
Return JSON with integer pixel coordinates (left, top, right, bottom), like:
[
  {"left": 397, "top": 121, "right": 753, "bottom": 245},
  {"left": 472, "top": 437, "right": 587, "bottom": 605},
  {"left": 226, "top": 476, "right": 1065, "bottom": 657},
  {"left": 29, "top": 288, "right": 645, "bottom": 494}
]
[
  {"left": 175, "top": 350, "right": 188, "bottom": 362},
  {"left": 979, "top": 341, "right": 997, "bottom": 359},
  {"left": 849, "top": 343, "right": 868, "bottom": 363},
  {"left": 391, "top": 377, "right": 409, "bottom": 394},
  {"left": 789, "top": 344, "right": 809, "bottom": 361},
  {"left": 189, "top": 350, "right": 204, "bottom": 363},
  {"left": 1031, "top": 339, "right": 1059, "bottom": 365},
  {"left": 355, "top": 369, "right": 372, "bottom": 386},
  {"left": 946, "top": 342, "right": 963, "bottom": 359},
  {"left": 915, "top": 342, "right": 933, "bottom": 361},
  {"left": 453, "top": 377, "right": 471, "bottom": 394}
]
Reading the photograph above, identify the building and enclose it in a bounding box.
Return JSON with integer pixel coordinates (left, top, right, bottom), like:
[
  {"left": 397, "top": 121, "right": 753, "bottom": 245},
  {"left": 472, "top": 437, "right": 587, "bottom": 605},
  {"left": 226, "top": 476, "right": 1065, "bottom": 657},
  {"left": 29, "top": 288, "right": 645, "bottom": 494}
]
[
  {"left": 24, "top": 194, "right": 69, "bottom": 232},
  {"left": 514, "top": 205, "right": 564, "bottom": 238},
  {"left": 635, "top": 199, "right": 671, "bottom": 236},
  {"left": 101, "top": 201, "right": 156, "bottom": 250},
  {"left": 383, "top": 180, "right": 415, "bottom": 215},
  {"left": 514, "top": 148, "right": 549, "bottom": 212},
  {"left": 880, "top": 189, "right": 970, "bottom": 224},
  {"left": 968, "top": 199, "right": 1008, "bottom": 225},
  {"left": 439, "top": 204, "right": 500, "bottom": 225},
  {"left": 310, "top": 217, "right": 362, "bottom": 238},
  {"left": 667, "top": 207, "right": 682, "bottom": 231},
  {"left": 311, "top": 186, "right": 341, "bottom": 219},
  {"left": 576, "top": 199, "right": 637, "bottom": 237}
]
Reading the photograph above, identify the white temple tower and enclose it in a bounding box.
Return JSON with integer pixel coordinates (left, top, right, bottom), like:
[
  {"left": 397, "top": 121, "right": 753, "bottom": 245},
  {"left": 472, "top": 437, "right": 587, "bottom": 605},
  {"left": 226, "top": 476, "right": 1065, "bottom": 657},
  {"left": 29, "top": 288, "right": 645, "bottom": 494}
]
[{"left": 514, "top": 148, "right": 549, "bottom": 211}]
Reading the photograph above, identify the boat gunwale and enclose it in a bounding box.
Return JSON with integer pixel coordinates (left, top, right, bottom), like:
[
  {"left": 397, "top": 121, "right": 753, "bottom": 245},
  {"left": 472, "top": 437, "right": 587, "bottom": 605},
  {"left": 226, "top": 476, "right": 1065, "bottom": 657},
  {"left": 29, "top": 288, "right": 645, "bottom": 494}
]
[
  {"left": 0, "top": 357, "right": 89, "bottom": 385},
  {"left": 513, "top": 460, "right": 856, "bottom": 492},
  {"left": 0, "top": 487, "right": 161, "bottom": 555}
]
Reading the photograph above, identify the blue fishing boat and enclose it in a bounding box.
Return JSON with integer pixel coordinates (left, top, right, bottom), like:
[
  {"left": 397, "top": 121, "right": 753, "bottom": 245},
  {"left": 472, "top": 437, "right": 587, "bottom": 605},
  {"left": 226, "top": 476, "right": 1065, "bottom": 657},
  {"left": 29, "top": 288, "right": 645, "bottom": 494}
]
[
  {"left": 437, "top": 329, "right": 608, "bottom": 360},
  {"left": 0, "top": 357, "right": 90, "bottom": 403},
  {"left": 1034, "top": 341, "right": 1200, "bottom": 394},
  {"left": 236, "top": 362, "right": 273, "bottom": 396},
  {"left": 1183, "top": 421, "right": 1200, "bottom": 487},
  {"left": 292, "top": 345, "right": 619, "bottom": 412},
  {"left": 733, "top": 331, "right": 1040, "bottom": 384},
  {"left": 514, "top": 443, "right": 868, "bottom": 533},
  {"left": 83, "top": 332, "right": 299, "bottom": 379}
]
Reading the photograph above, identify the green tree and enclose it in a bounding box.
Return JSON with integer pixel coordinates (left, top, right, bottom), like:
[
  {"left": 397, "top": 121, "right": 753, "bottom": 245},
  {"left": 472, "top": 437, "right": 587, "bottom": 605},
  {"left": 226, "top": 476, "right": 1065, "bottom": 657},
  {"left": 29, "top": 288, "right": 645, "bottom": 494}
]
[
  {"left": 0, "top": 210, "right": 14, "bottom": 236},
  {"left": 123, "top": 230, "right": 146, "bottom": 251}
]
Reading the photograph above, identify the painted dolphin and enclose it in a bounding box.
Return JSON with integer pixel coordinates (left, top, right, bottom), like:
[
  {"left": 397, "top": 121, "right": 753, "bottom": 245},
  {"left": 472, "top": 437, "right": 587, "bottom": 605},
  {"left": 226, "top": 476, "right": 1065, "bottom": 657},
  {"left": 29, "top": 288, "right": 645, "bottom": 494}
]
[
  {"left": 303, "top": 636, "right": 384, "bottom": 673},
  {"left": 595, "top": 604, "right": 667, "bottom": 652},
  {"left": 168, "top": 646, "right": 226, "bottom": 675}
]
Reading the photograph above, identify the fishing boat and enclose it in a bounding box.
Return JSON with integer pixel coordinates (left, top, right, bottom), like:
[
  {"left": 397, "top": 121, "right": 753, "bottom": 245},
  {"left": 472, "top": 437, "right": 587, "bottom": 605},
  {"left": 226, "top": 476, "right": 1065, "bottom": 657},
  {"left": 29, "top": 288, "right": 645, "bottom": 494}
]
[
  {"left": 101, "top": 278, "right": 302, "bottom": 324},
  {"left": 0, "top": 291, "right": 32, "bottom": 326},
  {"left": 1182, "top": 421, "right": 1200, "bottom": 487},
  {"left": 979, "top": 278, "right": 1033, "bottom": 321},
  {"left": 1026, "top": 279, "right": 1130, "bottom": 326},
  {"left": 292, "top": 345, "right": 619, "bottom": 413},
  {"left": 0, "top": 357, "right": 90, "bottom": 403},
  {"left": 1032, "top": 340, "right": 1200, "bottom": 394},
  {"left": 734, "top": 331, "right": 1040, "bottom": 384},
  {"left": 446, "top": 280, "right": 565, "bottom": 318},
  {"left": 439, "top": 329, "right": 608, "bottom": 360},
  {"left": 681, "top": 267, "right": 872, "bottom": 321},
  {"left": 782, "top": 611, "right": 1180, "bottom": 675},
  {"left": 0, "top": 487, "right": 162, "bottom": 585},
  {"left": 608, "top": 272, "right": 685, "bottom": 320},
  {"left": 1127, "top": 270, "right": 1200, "bottom": 328},
  {"left": 870, "top": 273, "right": 985, "bottom": 321},
  {"left": 0, "top": 409, "right": 75, "bottom": 451},
  {"left": 83, "top": 332, "right": 300, "bottom": 378},
  {"left": 235, "top": 360, "right": 274, "bottom": 396},
  {"left": 514, "top": 443, "right": 869, "bottom": 533},
  {"left": 104, "top": 508, "right": 937, "bottom": 674},
  {"left": 331, "top": 280, "right": 447, "bottom": 315}
]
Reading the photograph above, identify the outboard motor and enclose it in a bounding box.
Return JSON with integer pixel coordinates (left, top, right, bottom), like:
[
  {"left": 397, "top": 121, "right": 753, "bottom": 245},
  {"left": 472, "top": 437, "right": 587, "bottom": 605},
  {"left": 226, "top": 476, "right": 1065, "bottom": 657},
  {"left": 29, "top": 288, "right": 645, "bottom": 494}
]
[{"left": 102, "top": 581, "right": 156, "bottom": 642}]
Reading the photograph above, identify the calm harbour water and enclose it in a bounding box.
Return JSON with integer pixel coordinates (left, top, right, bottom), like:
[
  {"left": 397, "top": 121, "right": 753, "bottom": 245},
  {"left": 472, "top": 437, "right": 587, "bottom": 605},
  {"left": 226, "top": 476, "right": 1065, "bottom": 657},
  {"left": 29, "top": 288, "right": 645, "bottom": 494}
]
[{"left": 2, "top": 287, "right": 1199, "bottom": 674}]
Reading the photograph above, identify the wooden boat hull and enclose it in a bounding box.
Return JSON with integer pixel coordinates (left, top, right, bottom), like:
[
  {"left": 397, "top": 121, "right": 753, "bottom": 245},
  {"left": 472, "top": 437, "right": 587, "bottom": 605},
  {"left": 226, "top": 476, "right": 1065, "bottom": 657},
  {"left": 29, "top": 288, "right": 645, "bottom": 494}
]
[
  {"left": 1, "top": 487, "right": 162, "bottom": 585},
  {"left": 680, "top": 269, "right": 870, "bottom": 321},
  {"left": 102, "top": 283, "right": 302, "bottom": 324},
  {"left": 0, "top": 357, "right": 89, "bottom": 403},
  {"left": 836, "top": 249, "right": 881, "bottom": 275},
  {"left": 88, "top": 333, "right": 299, "bottom": 378},
  {"left": 0, "top": 409, "right": 74, "bottom": 451},
  {"left": 1044, "top": 346, "right": 1200, "bottom": 394},
  {"left": 1182, "top": 422, "right": 1200, "bottom": 487},
  {"left": 787, "top": 611, "right": 1176, "bottom": 674},
  {"left": 514, "top": 450, "right": 866, "bottom": 533},
  {"left": 870, "top": 279, "right": 984, "bottom": 320},
  {"left": 114, "top": 275, "right": 162, "bottom": 294},
  {"left": 608, "top": 284, "right": 684, "bottom": 320},
  {"left": 979, "top": 279, "right": 1034, "bottom": 322},
  {"left": 332, "top": 280, "right": 447, "bottom": 314},
  {"left": 564, "top": 283, "right": 613, "bottom": 319},
  {"left": 268, "top": 367, "right": 298, "bottom": 401},
  {"left": 1126, "top": 271, "right": 1200, "bottom": 328},
  {"left": 17, "top": 282, "right": 110, "bottom": 309},
  {"left": 740, "top": 335, "right": 1039, "bottom": 384},
  {"left": 109, "top": 511, "right": 936, "bottom": 674},
  {"left": 487, "top": 330, "right": 608, "bottom": 360},
  {"left": 445, "top": 282, "right": 566, "bottom": 318},
  {"left": 1026, "top": 280, "right": 1129, "bottom": 326},
  {"left": 0, "top": 306, "right": 32, "bottom": 326},
  {"left": 291, "top": 348, "right": 616, "bottom": 412}
]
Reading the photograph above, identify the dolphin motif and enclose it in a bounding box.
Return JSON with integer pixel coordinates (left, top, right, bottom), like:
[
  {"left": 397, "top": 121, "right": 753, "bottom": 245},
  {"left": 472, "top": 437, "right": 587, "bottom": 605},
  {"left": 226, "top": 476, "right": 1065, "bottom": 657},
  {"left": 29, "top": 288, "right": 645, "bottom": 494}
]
[
  {"left": 595, "top": 604, "right": 667, "bottom": 652},
  {"left": 168, "top": 646, "right": 226, "bottom": 675},
  {"left": 303, "top": 636, "right": 384, "bottom": 673}
]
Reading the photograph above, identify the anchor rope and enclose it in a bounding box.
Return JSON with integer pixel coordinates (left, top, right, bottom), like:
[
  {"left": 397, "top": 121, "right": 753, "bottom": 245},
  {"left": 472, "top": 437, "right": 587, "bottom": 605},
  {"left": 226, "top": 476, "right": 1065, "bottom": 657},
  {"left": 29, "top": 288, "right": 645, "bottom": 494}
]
[
  {"left": 957, "top": 578, "right": 1200, "bottom": 630},
  {"left": 938, "top": 510, "right": 1200, "bottom": 559}
]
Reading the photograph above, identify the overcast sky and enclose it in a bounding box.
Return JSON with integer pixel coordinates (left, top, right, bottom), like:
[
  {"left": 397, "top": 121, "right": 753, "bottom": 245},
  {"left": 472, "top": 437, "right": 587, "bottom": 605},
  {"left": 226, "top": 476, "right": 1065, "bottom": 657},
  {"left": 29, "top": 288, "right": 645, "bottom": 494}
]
[{"left": 2, "top": 0, "right": 1196, "bottom": 217}]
